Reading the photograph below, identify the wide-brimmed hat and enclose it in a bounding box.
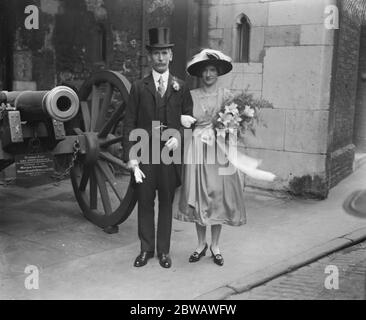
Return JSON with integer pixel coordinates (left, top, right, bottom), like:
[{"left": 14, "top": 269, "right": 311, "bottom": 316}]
[
  {"left": 146, "top": 27, "right": 174, "bottom": 50},
  {"left": 186, "top": 49, "right": 233, "bottom": 77}
]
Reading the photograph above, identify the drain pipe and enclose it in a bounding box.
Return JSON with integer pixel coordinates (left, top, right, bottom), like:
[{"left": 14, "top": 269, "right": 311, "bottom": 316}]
[{"left": 141, "top": 0, "right": 146, "bottom": 78}]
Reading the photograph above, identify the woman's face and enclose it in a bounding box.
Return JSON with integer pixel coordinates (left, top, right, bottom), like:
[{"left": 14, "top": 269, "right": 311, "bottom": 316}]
[{"left": 201, "top": 65, "right": 218, "bottom": 87}]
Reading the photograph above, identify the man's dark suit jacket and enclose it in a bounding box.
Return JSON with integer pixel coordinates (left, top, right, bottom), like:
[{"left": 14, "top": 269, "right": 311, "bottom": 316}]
[{"left": 123, "top": 72, "right": 193, "bottom": 186}]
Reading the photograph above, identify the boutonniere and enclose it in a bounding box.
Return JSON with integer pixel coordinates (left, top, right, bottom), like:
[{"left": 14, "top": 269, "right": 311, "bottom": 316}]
[{"left": 172, "top": 77, "right": 180, "bottom": 91}]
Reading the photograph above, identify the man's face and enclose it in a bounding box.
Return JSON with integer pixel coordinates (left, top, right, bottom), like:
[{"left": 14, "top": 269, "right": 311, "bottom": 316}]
[{"left": 149, "top": 48, "right": 173, "bottom": 73}]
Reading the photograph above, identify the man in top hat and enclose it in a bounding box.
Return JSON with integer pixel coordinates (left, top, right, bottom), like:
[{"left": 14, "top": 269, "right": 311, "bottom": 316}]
[{"left": 123, "top": 27, "right": 195, "bottom": 268}]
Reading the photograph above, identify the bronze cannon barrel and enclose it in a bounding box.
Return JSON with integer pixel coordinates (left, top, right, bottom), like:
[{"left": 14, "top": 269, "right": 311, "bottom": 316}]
[{"left": 0, "top": 86, "right": 80, "bottom": 122}]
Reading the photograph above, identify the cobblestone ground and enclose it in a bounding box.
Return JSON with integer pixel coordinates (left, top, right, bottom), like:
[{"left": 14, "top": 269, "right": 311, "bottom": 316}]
[{"left": 231, "top": 241, "right": 366, "bottom": 300}]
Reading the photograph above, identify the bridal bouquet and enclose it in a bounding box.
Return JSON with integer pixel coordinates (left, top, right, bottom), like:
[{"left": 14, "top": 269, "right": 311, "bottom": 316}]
[
  {"left": 212, "top": 90, "right": 273, "bottom": 139},
  {"left": 210, "top": 90, "right": 276, "bottom": 181}
]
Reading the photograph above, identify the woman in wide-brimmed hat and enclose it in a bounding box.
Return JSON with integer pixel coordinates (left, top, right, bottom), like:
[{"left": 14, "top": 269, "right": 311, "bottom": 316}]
[{"left": 176, "top": 49, "right": 246, "bottom": 266}]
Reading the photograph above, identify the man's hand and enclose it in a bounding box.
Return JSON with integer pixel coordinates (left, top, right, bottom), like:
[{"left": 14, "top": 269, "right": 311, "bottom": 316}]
[
  {"left": 127, "top": 159, "right": 139, "bottom": 170},
  {"left": 181, "top": 115, "right": 196, "bottom": 128},
  {"left": 134, "top": 166, "right": 146, "bottom": 184},
  {"left": 127, "top": 159, "right": 145, "bottom": 183},
  {"left": 165, "top": 137, "right": 179, "bottom": 151}
]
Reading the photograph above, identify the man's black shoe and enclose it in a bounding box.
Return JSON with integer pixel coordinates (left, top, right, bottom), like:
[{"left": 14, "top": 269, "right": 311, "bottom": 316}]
[
  {"left": 158, "top": 253, "right": 172, "bottom": 268},
  {"left": 134, "top": 251, "right": 154, "bottom": 267}
]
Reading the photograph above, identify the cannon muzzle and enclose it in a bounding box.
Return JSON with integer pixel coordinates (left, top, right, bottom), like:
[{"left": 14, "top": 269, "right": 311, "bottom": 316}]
[{"left": 0, "top": 86, "right": 80, "bottom": 122}]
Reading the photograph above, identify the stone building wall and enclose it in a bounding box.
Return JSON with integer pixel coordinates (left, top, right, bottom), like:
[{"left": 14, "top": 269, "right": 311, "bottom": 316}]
[{"left": 205, "top": 0, "right": 338, "bottom": 198}]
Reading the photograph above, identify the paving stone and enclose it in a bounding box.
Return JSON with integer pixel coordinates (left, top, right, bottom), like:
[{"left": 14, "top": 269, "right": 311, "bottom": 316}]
[{"left": 231, "top": 240, "right": 366, "bottom": 300}]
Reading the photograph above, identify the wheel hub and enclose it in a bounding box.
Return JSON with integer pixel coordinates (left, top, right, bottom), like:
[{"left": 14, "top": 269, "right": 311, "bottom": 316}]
[{"left": 84, "top": 132, "right": 100, "bottom": 166}]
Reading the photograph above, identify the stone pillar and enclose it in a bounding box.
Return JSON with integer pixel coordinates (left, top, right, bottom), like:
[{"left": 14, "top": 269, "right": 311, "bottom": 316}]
[
  {"left": 199, "top": 0, "right": 209, "bottom": 48},
  {"left": 12, "top": 51, "right": 37, "bottom": 90},
  {"left": 171, "top": 0, "right": 189, "bottom": 79}
]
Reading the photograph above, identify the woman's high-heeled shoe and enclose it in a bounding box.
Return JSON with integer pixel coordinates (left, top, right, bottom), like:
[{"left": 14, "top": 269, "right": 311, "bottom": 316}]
[
  {"left": 210, "top": 246, "right": 224, "bottom": 266},
  {"left": 189, "top": 243, "right": 208, "bottom": 263}
]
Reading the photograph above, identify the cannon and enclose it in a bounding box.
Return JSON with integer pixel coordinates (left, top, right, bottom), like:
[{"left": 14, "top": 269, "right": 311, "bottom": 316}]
[
  {"left": 0, "top": 70, "right": 137, "bottom": 232},
  {"left": 0, "top": 86, "right": 80, "bottom": 157},
  {"left": 0, "top": 86, "right": 80, "bottom": 122}
]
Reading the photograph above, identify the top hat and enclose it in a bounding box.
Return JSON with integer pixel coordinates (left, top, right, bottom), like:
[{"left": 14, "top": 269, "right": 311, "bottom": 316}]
[
  {"left": 186, "top": 49, "right": 233, "bottom": 77},
  {"left": 146, "top": 27, "right": 175, "bottom": 50}
]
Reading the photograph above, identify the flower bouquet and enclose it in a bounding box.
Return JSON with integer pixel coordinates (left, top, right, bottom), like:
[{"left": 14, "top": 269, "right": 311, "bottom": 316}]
[
  {"left": 211, "top": 90, "right": 276, "bottom": 181},
  {"left": 213, "top": 90, "right": 273, "bottom": 139}
]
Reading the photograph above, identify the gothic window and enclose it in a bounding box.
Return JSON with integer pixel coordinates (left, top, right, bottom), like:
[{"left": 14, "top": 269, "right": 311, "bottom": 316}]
[{"left": 235, "top": 14, "right": 250, "bottom": 63}]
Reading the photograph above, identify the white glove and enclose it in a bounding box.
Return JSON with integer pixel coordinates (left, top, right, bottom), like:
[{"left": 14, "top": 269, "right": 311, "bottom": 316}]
[
  {"left": 127, "top": 159, "right": 139, "bottom": 170},
  {"left": 165, "top": 137, "right": 179, "bottom": 151},
  {"left": 134, "top": 166, "right": 146, "bottom": 184},
  {"left": 127, "top": 159, "right": 145, "bottom": 183},
  {"left": 181, "top": 115, "right": 196, "bottom": 128}
]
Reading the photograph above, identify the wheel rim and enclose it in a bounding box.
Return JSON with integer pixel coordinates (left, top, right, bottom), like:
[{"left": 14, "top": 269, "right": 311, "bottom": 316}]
[{"left": 70, "top": 70, "right": 137, "bottom": 228}]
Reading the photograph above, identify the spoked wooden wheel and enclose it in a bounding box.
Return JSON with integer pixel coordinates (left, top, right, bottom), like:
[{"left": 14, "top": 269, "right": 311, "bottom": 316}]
[{"left": 70, "top": 70, "right": 137, "bottom": 229}]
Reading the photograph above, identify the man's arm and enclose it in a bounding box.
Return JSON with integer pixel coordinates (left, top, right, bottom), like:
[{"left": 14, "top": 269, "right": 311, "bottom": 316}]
[
  {"left": 179, "top": 84, "right": 194, "bottom": 135},
  {"left": 165, "top": 84, "right": 194, "bottom": 151},
  {"left": 181, "top": 84, "right": 193, "bottom": 116},
  {"left": 123, "top": 81, "right": 139, "bottom": 163}
]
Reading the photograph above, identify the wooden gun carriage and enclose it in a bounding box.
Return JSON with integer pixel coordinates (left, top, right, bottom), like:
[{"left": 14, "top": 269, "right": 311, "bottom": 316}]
[{"left": 0, "top": 71, "right": 137, "bottom": 232}]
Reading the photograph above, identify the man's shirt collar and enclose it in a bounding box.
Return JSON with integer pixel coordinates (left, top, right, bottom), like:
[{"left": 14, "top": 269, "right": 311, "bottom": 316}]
[{"left": 152, "top": 69, "right": 169, "bottom": 87}]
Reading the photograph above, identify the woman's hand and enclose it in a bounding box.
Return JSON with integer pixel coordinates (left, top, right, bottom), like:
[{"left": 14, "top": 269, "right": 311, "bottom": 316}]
[{"left": 200, "top": 128, "right": 215, "bottom": 146}]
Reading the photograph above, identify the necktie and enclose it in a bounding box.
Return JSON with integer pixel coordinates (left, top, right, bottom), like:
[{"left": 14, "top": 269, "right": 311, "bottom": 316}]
[{"left": 158, "top": 76, "right": 165, "bottom": 97}]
